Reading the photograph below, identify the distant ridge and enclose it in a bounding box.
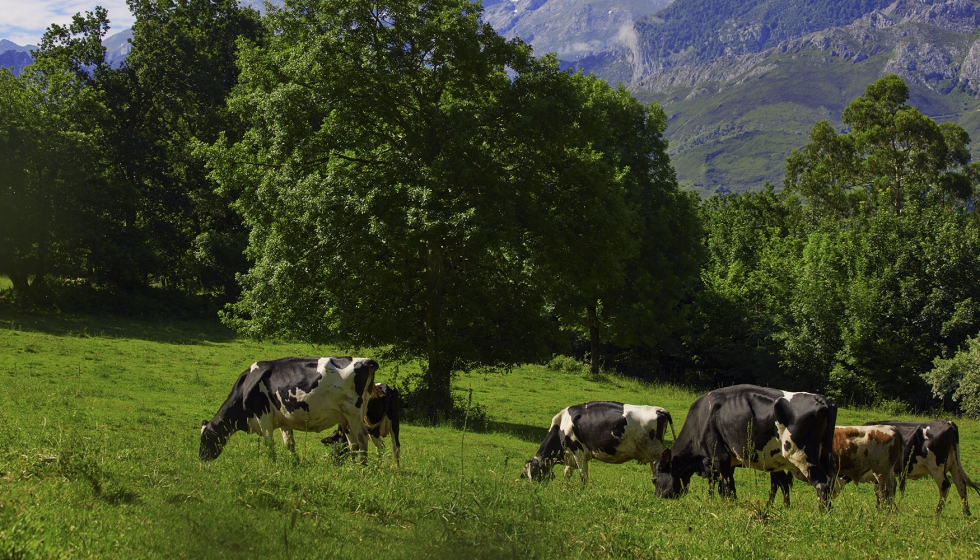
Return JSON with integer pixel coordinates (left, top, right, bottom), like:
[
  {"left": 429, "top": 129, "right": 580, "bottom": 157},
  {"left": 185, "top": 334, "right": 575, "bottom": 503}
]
[{"left": 0, "top": 28, "right": 131, "bottom": 76}]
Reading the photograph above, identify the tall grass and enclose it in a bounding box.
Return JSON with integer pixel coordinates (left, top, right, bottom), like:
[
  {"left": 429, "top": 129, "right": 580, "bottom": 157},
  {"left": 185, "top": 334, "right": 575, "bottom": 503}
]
[{"left": 0, "top": 312, "right": 978, "bottom": 558}]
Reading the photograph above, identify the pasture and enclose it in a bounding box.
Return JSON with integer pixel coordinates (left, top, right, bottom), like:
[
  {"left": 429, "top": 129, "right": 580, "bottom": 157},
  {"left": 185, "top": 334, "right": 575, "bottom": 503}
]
[{"left": 0, "top": 312, "right": 978, "bottom": 558}]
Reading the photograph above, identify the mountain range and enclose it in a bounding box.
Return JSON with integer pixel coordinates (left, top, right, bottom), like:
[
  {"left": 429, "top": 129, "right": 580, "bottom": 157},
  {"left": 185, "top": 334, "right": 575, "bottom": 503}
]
[
  {"left": 486, "top": 0, "right": 980, "bottom": 195},
  {"left": 5, "top": 0, "right": 980, "bottom": 195}
]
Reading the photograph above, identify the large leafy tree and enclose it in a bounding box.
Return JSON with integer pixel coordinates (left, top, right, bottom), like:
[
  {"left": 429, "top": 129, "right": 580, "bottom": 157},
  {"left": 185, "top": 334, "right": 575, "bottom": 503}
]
[{"left": 210, "top": 0, "right": 698, "bottom": 418}]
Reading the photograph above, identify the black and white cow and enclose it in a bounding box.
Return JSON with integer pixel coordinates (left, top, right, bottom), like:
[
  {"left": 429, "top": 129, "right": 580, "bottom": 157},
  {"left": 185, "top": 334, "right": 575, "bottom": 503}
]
[
  {"left": 321, "top": 383, "right": 401, "bottom": 466},
  {"left": 522, "top": 402, "right": 675, "bottom": 484},
  {"left": 200, "top": 357, "right": 381, "bottom": 463},
  {"left": 655, "top": 385, "right": 838, "bottom": 510},
  {"left": 863, "top": 419, "right": 980, "bottom": 515}
]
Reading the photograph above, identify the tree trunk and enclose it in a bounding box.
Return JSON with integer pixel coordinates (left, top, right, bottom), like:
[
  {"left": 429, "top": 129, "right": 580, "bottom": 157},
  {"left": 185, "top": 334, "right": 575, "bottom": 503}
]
[
  {"left": 421, "top": 237, "right": 455, "bottom": 423},
  {"left": 588, "top": 304, "right": 600, "bottom": 375}
]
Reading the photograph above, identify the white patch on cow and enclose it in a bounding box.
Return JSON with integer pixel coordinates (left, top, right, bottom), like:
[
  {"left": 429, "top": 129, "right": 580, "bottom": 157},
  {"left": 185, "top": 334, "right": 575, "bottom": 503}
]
[
  {"left": 780, "top": 391, "right": 801, "bottom": 401},
  {"left": 775, "top": 420, "right": 811, "bottom": 479},
  {"left": 731, "top": 436, "right": 793, "bottom": 473}
]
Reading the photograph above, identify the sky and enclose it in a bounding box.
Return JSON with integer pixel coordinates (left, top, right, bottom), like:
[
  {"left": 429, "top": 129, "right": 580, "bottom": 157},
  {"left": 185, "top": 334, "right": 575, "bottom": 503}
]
[{"left": 0, "top": 0, "right": 134, "bottom": 46}]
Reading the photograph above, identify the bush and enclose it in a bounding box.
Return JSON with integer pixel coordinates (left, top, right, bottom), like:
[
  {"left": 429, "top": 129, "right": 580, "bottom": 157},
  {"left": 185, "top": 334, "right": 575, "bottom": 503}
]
[
  {"left": 546, "top": 355, "right": 589, "bottom": 375},
  {"left": 923, "top": 334, "right": 980, "bottom": 418}
]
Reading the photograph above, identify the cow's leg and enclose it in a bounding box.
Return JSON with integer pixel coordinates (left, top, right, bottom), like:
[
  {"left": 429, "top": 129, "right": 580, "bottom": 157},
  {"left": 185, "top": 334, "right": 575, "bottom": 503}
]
[
  {"left": 714, "top": 455, "right": 736, "bottom": 500},
  {"left": 281, "top": 429, "right": 296, "bottom": 453},
  {"left": 577, "top": 452, "right": 590, "bottom": 485},
  {"left": 949, "top": 464, "right": 972, "bottom": 516},
  {"left": 932, "top": 468, "right": 952, "bottom": 515},
  {"left": 769, "top": 471, "right": 792, "bottom": 508},
  {"left": 879, "top": 470, "right": 897, "bottom": 510},
  {"left": 344, "top": 413, "right": 370, "bottom": 465},
  {"left": 257, "top": 415, "right": 276, "bottom": 460}
]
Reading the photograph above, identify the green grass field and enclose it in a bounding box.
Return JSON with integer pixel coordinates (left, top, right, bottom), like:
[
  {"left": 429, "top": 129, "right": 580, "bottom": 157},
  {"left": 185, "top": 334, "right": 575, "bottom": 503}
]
[{"left": 1, "top": 312, "right": 978, "bottom": 558}]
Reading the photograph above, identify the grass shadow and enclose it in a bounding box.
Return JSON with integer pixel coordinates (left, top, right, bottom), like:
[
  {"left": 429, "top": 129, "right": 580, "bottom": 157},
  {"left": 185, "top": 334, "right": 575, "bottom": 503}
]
[
  {"left": 469, "top": 420, "right": 549, "bottom": 444},
  {"left": 0, "top": 310, "right": 236, "bottom": 345}
]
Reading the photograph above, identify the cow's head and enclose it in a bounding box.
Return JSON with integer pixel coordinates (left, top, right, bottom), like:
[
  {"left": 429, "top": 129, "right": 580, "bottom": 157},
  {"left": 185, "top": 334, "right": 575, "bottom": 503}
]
[
  {"left": 199, "top": 420, "right": 227, "bottom": 461},
  {"left": 521, "top": 458, "right": 555, "bottom": 483},
  {"left": 654, "top": 449, "right": 689, "bottom": 498},
  {"left": 321, "top": 429, "right": 348, "bottom": 446}
]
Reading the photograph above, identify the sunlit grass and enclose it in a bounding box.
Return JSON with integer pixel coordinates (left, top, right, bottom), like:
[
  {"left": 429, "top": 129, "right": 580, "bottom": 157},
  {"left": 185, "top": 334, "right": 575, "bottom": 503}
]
[{"left": 0, "top": 312, "right": 978, "bottom": 558}]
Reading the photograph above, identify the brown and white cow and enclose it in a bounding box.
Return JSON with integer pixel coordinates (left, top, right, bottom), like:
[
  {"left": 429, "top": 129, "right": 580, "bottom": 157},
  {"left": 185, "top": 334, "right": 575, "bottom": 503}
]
[
  {"left": 832, "top": 425, "right": 904, "bottom": 507},
  {"left": 200, "top": 357, "right": 381, "bottom": 463},
  {"left": 522, "top": 402, "right": 675, "bottom": 485},
  {"left": 864, "top": 420, "right": 980, "bottom": 515}
]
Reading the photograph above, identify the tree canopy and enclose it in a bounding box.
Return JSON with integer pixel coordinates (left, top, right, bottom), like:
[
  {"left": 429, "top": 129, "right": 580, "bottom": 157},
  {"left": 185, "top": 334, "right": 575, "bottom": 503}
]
[{"left": 208, "top": 0, "right": 701, "bottom": 419}]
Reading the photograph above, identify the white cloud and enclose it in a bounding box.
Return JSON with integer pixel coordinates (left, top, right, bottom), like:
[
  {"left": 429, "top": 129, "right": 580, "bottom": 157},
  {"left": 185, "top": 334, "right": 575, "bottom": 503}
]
[{"left": 0, "top": 0, "right": 134, "bottom": 46}]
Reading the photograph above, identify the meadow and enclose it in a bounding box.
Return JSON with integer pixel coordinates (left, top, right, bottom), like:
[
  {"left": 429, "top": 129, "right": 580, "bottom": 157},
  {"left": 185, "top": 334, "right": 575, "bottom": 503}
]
[{"left": 0, "top": 312, "right": 978, "bottom": 558}]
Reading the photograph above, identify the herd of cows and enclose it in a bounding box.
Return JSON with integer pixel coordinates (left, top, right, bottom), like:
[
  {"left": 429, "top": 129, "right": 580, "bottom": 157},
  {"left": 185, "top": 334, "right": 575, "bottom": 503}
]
[{"left": 198, "top": 356, "right": 980, "bottom": 514}]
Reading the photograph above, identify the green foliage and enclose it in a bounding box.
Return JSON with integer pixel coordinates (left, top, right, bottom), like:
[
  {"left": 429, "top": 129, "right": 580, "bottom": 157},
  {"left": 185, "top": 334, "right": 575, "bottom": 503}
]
[
  {"left": 925, "top": 333, "right": 980, "bottom": 418},
  {"left": 546, "top": 355, "right": 589, "bottom": 375},
  {"left": 693, "top": 75, "right": 980, "bottom": 409},
  {"left": 210, "top": 0, "right": 701, "bottom": 418}
]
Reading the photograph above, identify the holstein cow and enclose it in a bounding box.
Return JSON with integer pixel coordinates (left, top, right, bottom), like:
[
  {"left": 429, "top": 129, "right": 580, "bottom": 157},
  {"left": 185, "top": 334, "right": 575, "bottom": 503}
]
[
  {"left": 771, "top": 425, "right": 903, "bottom": 508},
  {"left": 522, "top": 402, "right": 675, "bottom": 484},
  {"left": 200, "top": 357, "right": 381, "bottom": 463},
  {"left": 321, "top": 383, "right": 401, "bottom": 466},
  {"left": 655, "top": 385, "right": 838, "bottom": 511},
  {"left": 863, "top": 419, "right": 980, "bottom": 515}
]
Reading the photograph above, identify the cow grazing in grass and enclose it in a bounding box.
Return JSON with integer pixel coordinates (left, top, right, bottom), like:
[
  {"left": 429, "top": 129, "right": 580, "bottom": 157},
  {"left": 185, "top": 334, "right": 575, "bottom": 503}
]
[
  {"left": 522, "top": 402, "right": 675, "bottom": 484},
  {"left": 655, "top": 385, "right": 837, "bottom": 511},
  {"left": 769, "top": 424, "right": 904, "bottom": 508},
  {"left": 200, "top": 357, "right": 381, "bottom": 463},
  {"left": 322, "top": 383, "right": 401, "bottom": 466},
  {"left": 864, "top": 419, "right": 980, "bottom": 515},
  {"left": 833, "top": 425, "right": 903, "bottom": 507}
]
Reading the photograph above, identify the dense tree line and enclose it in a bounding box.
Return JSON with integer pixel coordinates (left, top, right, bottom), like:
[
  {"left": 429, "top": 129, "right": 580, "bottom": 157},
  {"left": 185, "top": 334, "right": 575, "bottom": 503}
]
[
  {"left": 3, "top": 1, "right": 980, "bottom": 418},
  {"left": 685, "top": 75, "right": 980, "bottom": 414}
]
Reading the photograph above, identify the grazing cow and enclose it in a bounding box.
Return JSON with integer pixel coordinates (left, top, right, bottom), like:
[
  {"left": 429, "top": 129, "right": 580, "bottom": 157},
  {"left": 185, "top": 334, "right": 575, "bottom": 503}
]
[
  {"left": 769, "top": 425, "right": 904, "bottom": 508},
  {"left": 863, "top": 419, "right": 980, "bottom": 515},
  {"left": 522, "top": 402, "right": 675, "bottom": 484},
  {"left": 832, "top": 425, "right": 904, "bottom": 506},
  {"left": 200, "top": 357, "right": 381, "bottom": 463},
  {"left": 321, "top": 383, "right": 401, "bottom": 466},
  {"left": 655, "top": 385, "right": 837, "bottom": 510}
]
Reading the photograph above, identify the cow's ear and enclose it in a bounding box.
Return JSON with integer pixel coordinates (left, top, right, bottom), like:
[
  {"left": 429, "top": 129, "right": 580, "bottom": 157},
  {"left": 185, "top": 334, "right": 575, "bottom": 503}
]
[{"left": 660, "top": 448, "right": 671, "bottom": 465}]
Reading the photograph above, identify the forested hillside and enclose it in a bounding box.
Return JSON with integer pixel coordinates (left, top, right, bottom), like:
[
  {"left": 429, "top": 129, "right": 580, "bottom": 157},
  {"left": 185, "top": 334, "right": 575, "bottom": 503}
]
[{"left": 634, "top": 0, "right": 894, "bottom": 66}]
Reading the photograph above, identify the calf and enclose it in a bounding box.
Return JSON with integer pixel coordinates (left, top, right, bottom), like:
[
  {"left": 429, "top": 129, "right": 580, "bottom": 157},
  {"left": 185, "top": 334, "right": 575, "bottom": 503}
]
[
  {"left": 864, "top": 419, "right": 980, "bottom": 515},
  {"left": 833, "top": 425, "right": 903, "bottom": 506},
  {"left": 322, "top": 383, "right": 401, "bottom": 466},
  {"left": 522, "top": 402, "right": 675, "bottom": 484},
  {"left": 770, "top": 425, "right": 903, "bottom": 508},
  {"left": 200, "top": 357, "right": 381, "bottom": 463},
  {"left": 655, "top": 385, "right": 837, "bottom": 511}
]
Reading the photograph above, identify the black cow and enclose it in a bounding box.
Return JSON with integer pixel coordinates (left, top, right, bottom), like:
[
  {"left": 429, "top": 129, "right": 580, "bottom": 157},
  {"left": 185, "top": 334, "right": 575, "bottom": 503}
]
[
  {"left": 655, "top": 385, "right": 838, "bottom": 510},
  {"left": 863, "top": 419, "right": 980, "bottom": 515},
  {"left": 522, "top": 402, "right": 675, "bottom": 484},
  {"left": 200, "top": 357, "right": 381, "bottom": 463},
  {"left": 321, "top": 383, "right": 401, "bottom": 466}
]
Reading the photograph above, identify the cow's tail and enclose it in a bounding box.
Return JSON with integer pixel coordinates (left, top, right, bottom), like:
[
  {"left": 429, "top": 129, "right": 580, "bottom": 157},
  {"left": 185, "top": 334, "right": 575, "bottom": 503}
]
[
  {"left": 952, "top": 443, "right": 980, "bottom": 497},
  {"left": 667, "top": 413, "right": 677, "bottom": 444}
]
